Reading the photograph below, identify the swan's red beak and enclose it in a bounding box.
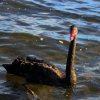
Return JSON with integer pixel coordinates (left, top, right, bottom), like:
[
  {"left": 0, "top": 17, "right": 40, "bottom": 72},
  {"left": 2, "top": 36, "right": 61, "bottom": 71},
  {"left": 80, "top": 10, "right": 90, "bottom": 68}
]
[
  {"left": 70, "top": 31, "right": 74, "bottom": 41},
  {"left": 70, "top": 25, "right": 78, "bottom": 41}
]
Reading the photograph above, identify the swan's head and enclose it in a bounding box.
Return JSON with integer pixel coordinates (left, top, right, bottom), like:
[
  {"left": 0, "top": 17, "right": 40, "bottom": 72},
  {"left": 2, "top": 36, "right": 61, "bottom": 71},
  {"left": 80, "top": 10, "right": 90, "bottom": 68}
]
[{"left": 70, "top": 25, "right": 78, "bottom": 41}]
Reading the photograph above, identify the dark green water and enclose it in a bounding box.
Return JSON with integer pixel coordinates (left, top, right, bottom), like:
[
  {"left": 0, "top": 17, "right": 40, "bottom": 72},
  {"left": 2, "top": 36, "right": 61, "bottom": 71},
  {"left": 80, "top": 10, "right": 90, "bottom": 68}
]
[{"left": 0, "top": 0, "right": 100, "bottom": 100}]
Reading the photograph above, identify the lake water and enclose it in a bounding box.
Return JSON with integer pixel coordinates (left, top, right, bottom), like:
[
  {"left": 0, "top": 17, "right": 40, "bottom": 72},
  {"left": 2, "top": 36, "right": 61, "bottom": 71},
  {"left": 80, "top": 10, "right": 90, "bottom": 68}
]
[{"left": 0, "top": 0, "right": 100, "bottom": 100}]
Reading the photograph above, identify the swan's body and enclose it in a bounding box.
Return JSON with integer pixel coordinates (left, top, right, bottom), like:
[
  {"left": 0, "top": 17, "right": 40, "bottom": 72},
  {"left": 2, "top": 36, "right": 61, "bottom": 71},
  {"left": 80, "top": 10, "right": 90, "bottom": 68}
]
[
  {"left": 3, "top": 57, "right": 66, "bottom": 87},
  {"left": 3, "top": 25, "right": 78, "bottom": 88}
]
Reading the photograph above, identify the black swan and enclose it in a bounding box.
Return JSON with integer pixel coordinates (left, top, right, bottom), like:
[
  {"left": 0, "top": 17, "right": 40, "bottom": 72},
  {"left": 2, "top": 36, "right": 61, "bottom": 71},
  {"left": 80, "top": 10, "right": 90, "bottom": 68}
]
[{"left": 3, "top": 25, "right": 78, "bottom": 88}]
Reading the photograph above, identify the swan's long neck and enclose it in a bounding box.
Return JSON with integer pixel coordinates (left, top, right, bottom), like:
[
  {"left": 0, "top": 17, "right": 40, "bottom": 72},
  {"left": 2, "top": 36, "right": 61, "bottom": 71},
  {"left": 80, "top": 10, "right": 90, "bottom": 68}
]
[{"left": 66, "top": 36, "right": 77, "bottom": 86}]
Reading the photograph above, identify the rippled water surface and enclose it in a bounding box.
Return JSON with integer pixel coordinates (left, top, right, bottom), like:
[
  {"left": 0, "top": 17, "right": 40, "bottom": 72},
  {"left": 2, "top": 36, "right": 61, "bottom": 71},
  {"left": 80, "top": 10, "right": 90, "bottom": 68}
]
[{"left": 0, "top": 0, "right": 100, "bottom": 100}]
